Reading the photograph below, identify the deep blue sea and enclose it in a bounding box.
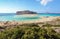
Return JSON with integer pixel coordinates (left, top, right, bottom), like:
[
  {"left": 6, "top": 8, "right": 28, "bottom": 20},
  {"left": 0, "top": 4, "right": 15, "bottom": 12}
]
[{"left": 0, "top": 13, "right": 60, "bottom": 21}]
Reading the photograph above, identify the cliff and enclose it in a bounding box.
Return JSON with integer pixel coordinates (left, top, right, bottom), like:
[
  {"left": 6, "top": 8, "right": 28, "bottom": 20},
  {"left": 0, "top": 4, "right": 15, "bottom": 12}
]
[{"left": 16, "top": 10, "right": 37, "bottom": 15}]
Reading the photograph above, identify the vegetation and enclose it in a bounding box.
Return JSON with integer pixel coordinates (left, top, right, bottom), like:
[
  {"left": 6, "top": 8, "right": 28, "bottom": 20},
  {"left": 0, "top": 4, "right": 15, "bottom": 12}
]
[
  {"left": 43, "top": 23, "right": 60, "bottom": 27},
  {"left": 0, "top": 24, "right": 60, "bottom": 39}
]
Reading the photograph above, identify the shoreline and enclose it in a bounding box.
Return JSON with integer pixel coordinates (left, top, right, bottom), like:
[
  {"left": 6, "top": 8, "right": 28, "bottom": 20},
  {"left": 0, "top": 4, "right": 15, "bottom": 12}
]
[{"left": 0, "top": 16, "right": 60, "bottom": 26}]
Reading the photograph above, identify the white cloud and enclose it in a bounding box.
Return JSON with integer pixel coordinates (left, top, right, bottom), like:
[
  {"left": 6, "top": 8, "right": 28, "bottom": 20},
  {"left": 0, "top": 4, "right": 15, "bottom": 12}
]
[{"left": 36, "top": 0, "right": 53, "bottom": 6}]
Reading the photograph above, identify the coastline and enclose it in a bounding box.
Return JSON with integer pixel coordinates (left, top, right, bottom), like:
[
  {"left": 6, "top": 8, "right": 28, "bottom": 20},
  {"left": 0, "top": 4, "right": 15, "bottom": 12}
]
[{"left": 0, "top": 16, "right": 60, "bottom": 26}]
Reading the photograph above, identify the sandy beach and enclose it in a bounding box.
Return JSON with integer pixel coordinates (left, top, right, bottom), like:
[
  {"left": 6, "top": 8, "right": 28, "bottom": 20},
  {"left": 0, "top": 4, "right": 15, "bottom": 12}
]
[{"left": 0, "top": 16, "right": 60, "bottom": 26}]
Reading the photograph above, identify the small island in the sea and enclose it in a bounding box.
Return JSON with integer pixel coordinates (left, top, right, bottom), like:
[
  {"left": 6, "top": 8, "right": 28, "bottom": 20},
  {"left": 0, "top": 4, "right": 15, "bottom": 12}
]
[{"left": 16, "top": 10, "right": 37, "bottom": 15}]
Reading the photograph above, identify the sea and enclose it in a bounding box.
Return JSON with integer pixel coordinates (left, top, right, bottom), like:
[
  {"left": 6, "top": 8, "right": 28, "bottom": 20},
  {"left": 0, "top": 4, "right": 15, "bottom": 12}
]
[{"left": 0, "top": 13, "right": 60, "bottom": 21}]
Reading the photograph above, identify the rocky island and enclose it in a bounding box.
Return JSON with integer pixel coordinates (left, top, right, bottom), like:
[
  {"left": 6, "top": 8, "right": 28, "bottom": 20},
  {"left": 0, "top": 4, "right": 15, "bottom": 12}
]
[{"left": 16, "top": 10, "right": 37, "bottom": 15}]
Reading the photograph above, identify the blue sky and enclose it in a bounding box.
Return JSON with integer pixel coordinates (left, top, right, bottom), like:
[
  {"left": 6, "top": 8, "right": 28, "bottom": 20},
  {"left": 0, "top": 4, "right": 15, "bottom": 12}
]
[{"left": 0, "top": 0, "right": 60, "bottom": 13}]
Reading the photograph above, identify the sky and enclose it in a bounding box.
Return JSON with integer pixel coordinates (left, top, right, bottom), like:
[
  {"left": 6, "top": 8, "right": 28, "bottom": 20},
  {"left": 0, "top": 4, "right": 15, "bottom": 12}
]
[{"left": 0, "top": 0, "right": 60, "bottom": 13}]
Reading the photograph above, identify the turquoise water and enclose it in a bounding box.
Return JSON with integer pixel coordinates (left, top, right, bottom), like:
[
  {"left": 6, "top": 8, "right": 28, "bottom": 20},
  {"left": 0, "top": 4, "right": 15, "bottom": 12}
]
[
  {"left": 38, "top": 13, "right": 60, "bottom": 16},
  {"left": 0, "top": 15, "right": 39, "bottom": 21},
  {"left": 0, "top": 13, "right": 60, "bottom": 21}
]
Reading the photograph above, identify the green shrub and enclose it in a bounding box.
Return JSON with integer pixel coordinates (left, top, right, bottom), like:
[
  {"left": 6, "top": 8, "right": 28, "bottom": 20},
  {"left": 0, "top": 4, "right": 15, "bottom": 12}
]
[{"left": 0, "top": 25, "right": 60, "bottom": 39}]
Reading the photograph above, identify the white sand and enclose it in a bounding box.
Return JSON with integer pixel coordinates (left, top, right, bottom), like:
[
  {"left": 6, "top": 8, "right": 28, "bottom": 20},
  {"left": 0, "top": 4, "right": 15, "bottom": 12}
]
[
  {"left": 0, "top": 16, "right": 60, "bottom": 26},
  {"left": 17, "top": 16, "right": 60, "bottom": 24}
]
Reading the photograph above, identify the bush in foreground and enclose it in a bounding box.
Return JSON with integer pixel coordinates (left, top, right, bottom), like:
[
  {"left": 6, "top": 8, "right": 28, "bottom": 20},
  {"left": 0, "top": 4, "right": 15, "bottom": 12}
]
[{"left": 0, "top": 26, "right": 60, "bottom": 39}]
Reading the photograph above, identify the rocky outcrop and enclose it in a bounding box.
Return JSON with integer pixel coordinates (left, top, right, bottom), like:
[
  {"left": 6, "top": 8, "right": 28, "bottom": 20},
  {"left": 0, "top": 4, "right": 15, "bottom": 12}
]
[{"left": 16, "top": 10, "right": 37, "bottom": 15}]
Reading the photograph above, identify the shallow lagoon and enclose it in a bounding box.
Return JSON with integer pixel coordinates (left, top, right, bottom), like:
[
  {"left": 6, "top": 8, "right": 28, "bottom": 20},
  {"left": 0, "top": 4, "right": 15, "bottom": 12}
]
[{"left": 0, "top": 13, "right": 60, "bottom": 21}]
